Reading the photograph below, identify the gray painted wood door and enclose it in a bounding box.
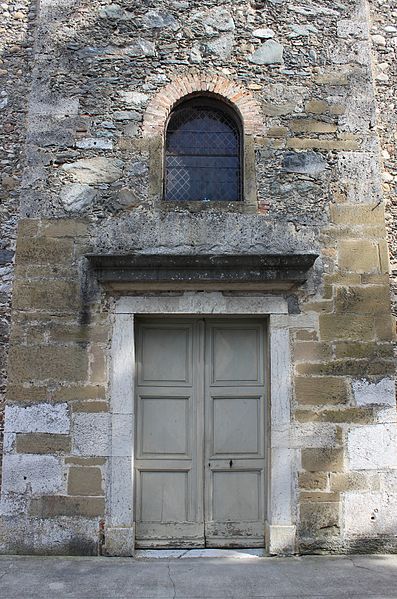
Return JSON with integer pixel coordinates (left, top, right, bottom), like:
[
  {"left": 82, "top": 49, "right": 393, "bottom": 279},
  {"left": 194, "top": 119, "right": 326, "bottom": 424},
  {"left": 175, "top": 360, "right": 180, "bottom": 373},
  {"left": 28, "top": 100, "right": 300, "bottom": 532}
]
[{"left": 135, "top": 319, "right": 266, "bottom": 548}]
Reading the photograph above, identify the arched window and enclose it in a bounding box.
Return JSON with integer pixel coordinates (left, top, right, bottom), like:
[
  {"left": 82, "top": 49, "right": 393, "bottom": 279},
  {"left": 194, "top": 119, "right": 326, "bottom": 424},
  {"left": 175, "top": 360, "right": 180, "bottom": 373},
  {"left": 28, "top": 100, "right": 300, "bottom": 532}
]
[{"left": 164, "top": 97, "right": 242, "bottom": 202}]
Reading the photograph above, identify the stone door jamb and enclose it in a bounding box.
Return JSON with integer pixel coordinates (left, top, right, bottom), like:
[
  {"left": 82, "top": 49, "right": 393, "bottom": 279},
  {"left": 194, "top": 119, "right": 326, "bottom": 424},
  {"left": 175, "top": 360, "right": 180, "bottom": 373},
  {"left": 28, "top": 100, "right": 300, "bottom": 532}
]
[{"left": 106, "top": 292, "right": 297, "bottom": 556}]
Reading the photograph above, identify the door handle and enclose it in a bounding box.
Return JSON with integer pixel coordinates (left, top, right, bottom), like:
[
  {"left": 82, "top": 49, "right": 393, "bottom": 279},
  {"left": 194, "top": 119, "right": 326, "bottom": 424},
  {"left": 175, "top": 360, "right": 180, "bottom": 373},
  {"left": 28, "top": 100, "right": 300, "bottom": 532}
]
[{"left": 229, "top": 459, "right": 233, "bottom": 468}]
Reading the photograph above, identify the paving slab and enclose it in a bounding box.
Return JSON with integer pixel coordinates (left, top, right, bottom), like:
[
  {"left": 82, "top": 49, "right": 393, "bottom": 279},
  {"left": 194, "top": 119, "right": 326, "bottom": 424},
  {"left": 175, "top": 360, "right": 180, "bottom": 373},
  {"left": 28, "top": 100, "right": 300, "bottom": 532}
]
[{"left": 0, "top": 554, "right": 396, "bottom": 599}]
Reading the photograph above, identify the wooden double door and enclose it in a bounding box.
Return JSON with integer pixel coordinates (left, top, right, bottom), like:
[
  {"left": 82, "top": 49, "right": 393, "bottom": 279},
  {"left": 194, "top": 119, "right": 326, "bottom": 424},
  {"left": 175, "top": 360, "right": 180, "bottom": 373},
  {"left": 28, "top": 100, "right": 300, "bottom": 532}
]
[{"left": 135, "top": 318, "right": 267, "bottom": 548}]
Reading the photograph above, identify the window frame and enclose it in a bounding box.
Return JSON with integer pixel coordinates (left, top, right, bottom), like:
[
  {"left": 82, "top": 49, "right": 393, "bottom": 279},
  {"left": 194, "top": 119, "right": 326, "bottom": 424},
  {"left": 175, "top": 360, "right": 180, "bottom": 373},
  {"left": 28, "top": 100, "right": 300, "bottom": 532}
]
[{"left": 163, "top": 95, "right": 244, "bottom": 203}]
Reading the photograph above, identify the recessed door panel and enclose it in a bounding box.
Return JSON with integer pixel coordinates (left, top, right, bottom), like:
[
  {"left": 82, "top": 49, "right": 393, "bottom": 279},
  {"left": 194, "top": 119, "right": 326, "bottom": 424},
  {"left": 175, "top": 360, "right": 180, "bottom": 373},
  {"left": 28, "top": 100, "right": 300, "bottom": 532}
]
[{"left": 135, "top": 318, "right": 267, "bottom": 549}]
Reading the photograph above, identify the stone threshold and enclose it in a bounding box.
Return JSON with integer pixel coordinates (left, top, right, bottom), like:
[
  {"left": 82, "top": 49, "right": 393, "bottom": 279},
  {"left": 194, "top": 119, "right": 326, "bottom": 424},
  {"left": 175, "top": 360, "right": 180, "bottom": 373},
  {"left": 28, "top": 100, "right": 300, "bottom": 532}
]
[{"left": 135, "top": 548, "right": 265, "bottom": 559}]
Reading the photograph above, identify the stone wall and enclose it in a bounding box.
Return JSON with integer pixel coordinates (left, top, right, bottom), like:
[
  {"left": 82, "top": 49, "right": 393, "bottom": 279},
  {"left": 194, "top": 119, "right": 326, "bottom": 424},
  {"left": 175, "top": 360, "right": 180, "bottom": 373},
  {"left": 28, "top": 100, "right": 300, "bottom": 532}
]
[
  {"left": 0, "top": 0, "right": 35, "bottom": 486},
  {"left": 0, "top": 0, "right": 396, "bottom": 555}
]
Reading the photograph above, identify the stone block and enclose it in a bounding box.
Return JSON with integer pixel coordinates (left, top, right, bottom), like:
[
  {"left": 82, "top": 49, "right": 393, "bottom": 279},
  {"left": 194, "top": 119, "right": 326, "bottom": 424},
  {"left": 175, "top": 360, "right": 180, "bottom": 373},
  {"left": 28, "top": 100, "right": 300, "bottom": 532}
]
[
  {"left": 72, "top": 413, "right": 110, "bottom": 457},
  {"left": 2, "top": 454, "right": 63, "bottom": 495},
  {"left": 43, "top": 219, "right": 89, "bottom": 238},
  {"left": 15, "top": 433, "right": 71, "bottom": 454},
  {"left": 6, "top": 384, "right": 48, "bottom": 404},
  {"left": 4, "top": 403, "right": 69, "bottom": 434},
  {"left": 294, "top": 342, "right": 332, "bottom": 362},
  {"left": 352, "top": 378, "right": 396, "bottom": 407},
  {"left": 29, "top": 496, "right": 105, "bottom": 518},
  {"left": 338, "top": 240, "right": 380, "bottom": 273},
  {"left": 286, "top": 138, "right": 359, "bottom": 151},
  {"left": 300, "top": 502, "right": 340, "bottom": 537},
  {"left": 67, "top": 467, "right": 103, "bottom": 496},
  {"left": 330, "top": 472, "right": 380, "bottom": 492},
  {"left": 305, "top": 100, "right": 344, "bottom": 115},
  {"left": 71, "top": 401, "right": 109, "bottom": 413},
  {"left": 295, "top": 407, "right": 373, "bottom": 425},
  {"left": 302, "top": 448, "right": 344, "bottom": 472},
  {"left": 9, "top": 346, "right": 88, "bottom": 383},
  {"left": 344, "top": 492, "right": 397, "bottom": 536},
  {"left": 15, "top": 237, "right": 73, "bottom": 265},
  {"left": 334, "top": 342, "right": 394, "bottom": 360},
  {"left": 12, "top": 280, "right": 81, "bottom": 312},
  {"left": 65, "top": 457, "right": 106, "bottom": 466},
  {"left": 295, "top": 377, "right": 349, "bottom": 405},
  {"left": 103, "top": 527, "right": 135, "bottom": 557},
  {"left": 52, "top": 385, "right": 106, "bottom": 402},
  {"left": 348, "top": 423, "right": 397, "bottom": 470},
  {"left": 290, "top": 119, "right": 337, "bottom": 133},
  {"left": 89, "top": 345, "right": 107, "bottom": 384},
  {"left": 330, "top": 204, "right": 385, "bottom": 226},
  {"left": 335, "top": 286, "right": 391, "bottom": 315},
  {"left": 296, "top": 358, "right": 394, "bottom": 378},
  {"left": 298, "top": 471, "right": 328, "bottom": 491},
  {"left": 61, "top": 158, "right": 123, "bottom": 184},
  {"left": 300, "top": 492, "right": 340, "bottom": 503},
  {"left": 375, "top": 315, "right": 396, "bottom": 341},
  {"left": 319, "top": 314, "right": 375, "bottom": 341}
]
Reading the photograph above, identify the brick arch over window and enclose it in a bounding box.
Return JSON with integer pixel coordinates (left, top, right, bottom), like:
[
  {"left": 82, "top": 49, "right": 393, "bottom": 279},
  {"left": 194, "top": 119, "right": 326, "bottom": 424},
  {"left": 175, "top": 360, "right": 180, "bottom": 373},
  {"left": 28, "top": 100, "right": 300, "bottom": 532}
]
[{"left": 142, "top": 73, "right": 262, "bottom": 139}]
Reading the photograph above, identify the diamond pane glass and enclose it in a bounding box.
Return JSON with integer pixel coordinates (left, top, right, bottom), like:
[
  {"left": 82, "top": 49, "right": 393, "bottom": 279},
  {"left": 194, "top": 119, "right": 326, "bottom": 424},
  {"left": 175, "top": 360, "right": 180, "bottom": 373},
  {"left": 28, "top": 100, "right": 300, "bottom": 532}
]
[{"left": 165, "top": 104, "right": 241, "bottom": 202}]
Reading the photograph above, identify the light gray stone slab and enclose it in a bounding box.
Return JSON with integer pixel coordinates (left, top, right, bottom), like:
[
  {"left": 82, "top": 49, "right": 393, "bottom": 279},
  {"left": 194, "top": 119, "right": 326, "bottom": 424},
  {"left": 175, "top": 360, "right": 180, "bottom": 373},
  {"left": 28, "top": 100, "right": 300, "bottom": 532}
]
[
  {"left": 61, "top": 158, "right": 123, "bottom": 184},
  {"left": 352, "top": 378, "right": 396, "bottom": 407},
  {"left": 4, "top": 403, "right": 69, "bottom": 434},
  {"left": 344, "top": 492, "right": 397, "bottom": 536},
  {"left": 348, "top": 423, "right": 397, "bottom": 470},
  {"left": 72, "top": 413, "right": 110, "bottom": 456},
  {"left": 250, "top": 40, "right": 284, "bottom": 65},
  {"left": 60, "top": 184, "right": 97, "bottom": 212},
  {"left": 1, "top": 454, "right": 63, "bottom": 495}
]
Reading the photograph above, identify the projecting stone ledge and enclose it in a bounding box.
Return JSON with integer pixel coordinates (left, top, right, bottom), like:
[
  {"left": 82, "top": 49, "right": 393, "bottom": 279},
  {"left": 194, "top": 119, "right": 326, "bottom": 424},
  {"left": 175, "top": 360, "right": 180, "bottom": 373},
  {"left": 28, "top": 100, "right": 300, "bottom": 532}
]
[{"left": 86, "top": 253, "right": 318, "bottom": 291}]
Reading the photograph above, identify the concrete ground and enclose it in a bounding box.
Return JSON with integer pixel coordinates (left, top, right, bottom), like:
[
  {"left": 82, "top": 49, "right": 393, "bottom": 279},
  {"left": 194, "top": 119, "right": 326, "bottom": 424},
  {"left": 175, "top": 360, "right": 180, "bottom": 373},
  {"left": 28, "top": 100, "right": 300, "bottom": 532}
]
[{"left": 0, "top": 552, "right": 397, "bottom": 599}]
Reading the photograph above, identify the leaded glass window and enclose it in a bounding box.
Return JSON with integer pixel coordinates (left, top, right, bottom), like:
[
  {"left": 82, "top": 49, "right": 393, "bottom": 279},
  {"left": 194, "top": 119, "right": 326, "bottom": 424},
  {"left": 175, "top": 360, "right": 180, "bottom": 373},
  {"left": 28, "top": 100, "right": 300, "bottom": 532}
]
[{"left": 164, "top": 98, "right": 242, "bottom": 202}]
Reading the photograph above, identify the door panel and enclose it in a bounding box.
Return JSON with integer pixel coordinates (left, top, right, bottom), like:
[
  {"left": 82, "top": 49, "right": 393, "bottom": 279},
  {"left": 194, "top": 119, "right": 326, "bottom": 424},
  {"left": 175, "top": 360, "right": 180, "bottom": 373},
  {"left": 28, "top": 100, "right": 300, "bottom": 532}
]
[
  {"left": 205, "top": 321, "right": 266, "bottom": 548},
  {"left": 135, "top": 318, "right": 266, "bottom": 549},
  {"left": 135, "top": 321, "right": 203, "bottom": 548}
]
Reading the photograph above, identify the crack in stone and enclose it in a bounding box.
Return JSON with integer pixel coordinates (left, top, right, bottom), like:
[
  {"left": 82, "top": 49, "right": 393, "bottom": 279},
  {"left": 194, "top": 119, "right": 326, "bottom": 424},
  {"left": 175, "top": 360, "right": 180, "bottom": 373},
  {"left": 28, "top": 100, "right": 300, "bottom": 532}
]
[{"left": 167, "top": 561, "right": 177, "bottom": 599}]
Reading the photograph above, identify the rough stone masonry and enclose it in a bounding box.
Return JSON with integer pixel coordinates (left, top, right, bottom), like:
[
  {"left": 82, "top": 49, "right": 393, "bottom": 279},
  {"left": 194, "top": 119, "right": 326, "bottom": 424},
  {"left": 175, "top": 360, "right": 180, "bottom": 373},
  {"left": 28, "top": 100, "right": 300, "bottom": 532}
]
[{"left": 0, "top": 0, "right": 396, "bottom": 555}]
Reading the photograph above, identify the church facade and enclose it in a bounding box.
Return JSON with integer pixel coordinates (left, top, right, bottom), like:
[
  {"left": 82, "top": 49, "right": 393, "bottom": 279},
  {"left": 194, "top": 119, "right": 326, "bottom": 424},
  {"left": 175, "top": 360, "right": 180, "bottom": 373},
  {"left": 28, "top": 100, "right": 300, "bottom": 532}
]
[{"left": 0, "top": 0, "right": 396, "bottom": 556}]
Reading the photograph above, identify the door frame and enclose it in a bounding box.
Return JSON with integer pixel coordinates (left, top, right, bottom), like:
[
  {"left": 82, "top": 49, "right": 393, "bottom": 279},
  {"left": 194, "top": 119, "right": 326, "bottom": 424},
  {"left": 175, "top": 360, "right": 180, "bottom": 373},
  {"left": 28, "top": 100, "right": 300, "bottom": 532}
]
[{"left": 106, "top": 292, "right": 298, "bottom": 556}]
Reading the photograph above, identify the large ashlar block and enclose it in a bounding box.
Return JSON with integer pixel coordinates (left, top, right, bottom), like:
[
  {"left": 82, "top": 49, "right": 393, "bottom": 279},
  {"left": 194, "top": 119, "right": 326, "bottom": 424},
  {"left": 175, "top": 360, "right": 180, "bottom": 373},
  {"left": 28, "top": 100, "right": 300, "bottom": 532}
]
[
  {"left": 1, "top": 454, "right": 64, "bottom": 495},
  {"left": 348, "top": 423, "right": 397, "bottom": 470},
  {"left": 4, "top": 403, "right": 70, "bottom": 434},
  {"left": 335, "top": 285, "right": 391, "bottom": 315},
  {"left": 319, "top": 314, "right": 375, "bottom": 341},
  {"left": 67, "top": 467, "right": 103, "bottom": 496},
  {"left": 344, "top": 492, "right": 397, "bottom": 536},
  {"left": 9, "top": 346, "right": 88, "bottom": 383},
  {"left": 15, "top": 237, "right": 74, "bottom": 265},
  {"left": 338, "top": 240, "right": 380, "bottom": 273},
  {"left": 295, "top": 376, "right": 349, "bottom": 405}
]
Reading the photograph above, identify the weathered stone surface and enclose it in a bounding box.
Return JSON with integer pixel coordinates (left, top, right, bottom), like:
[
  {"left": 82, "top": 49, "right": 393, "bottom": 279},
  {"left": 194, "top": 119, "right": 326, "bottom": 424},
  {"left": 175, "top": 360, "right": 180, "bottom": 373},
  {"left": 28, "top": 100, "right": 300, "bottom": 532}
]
[
  {"left": 249, "top": 40, "right": 284, "bottom": 65},
  {"left": 302, "top": 448, "right": 344, "bottom": 472},
  {"left": 13, "top": 280, "right": 81, "bottom": 312},
  {"left": 335, "top": 286, "right": 391, "bottom": 315},
  {"left": 118, "top": 92, "right": 149, "bottom": 108},
  {"left": 61, "top": 158, "right": 123, "bottom": 184},
  {"left": 9, "top": 346, "right": 88, "bottom": 383},
  {"left": 299, "top": 472, "right": 328, "bottom": 491},
  {"left": 99, "top": 4, "right": 129, "bottom": 20},
  {"left": 72, "top": 413, "right": 110, "bottom": 457},
  {"left": 282, "top": 152, "right": 327, "bottom": 175},
  {"left": 348, "top": 424, "right": 397, "bottom": 470},
  {"left": 253, "top": 28, "right": 275, "bottom": 39},
  {"left": 15, "top": 434, "right": 71, "bottom": 454},
  {"left": 5, "top": 403, "right": 69, "bottom": 434},
  {"left": 75, "top": 139, "right": 113, "bottom": 151},
  {"left": 319, "top": 314, "right": 375, "bottom": 341},
  {"left": 29, "top": 496, "right": 105, "bottom": 518},
  {"left": 2, "top": 454, "right": 63, "bottom": 495},
  {"left": 352, "top": 378, "right": 396, "bottom": 407},
  {"left": 338, "top": 240, "right": 380, "bottom": 273},
  {"left": 205, "top": 34, "right": 234, "bottom": 60},
  {"left": 16, "top": 238, "right": 73, "bottom": 265},
  {"left": 295, "top": 377, "right": 349, "bottom": 405},
  {"left": 198, "top": 7, "right": 235, "bottom": 33},
  {"left": 67, "top": 467, "right": 103, "bottom": 496},
  {"left": 142, "top": 10, "right": 179, "bottom": 30},
  {"left": 344, "top": 492, "right": 397, "bottom": 537},
  {"left": 300, "top": 502, "right": 340, "bottom": 537}
]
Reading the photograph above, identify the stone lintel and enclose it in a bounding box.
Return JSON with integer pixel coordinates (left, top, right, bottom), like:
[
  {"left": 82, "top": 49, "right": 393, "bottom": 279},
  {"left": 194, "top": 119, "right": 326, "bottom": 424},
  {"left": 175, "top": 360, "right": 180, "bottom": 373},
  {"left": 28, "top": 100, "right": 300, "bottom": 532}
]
[{"left": 87, "top": 253, "right": 318, "bottom": 291}]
